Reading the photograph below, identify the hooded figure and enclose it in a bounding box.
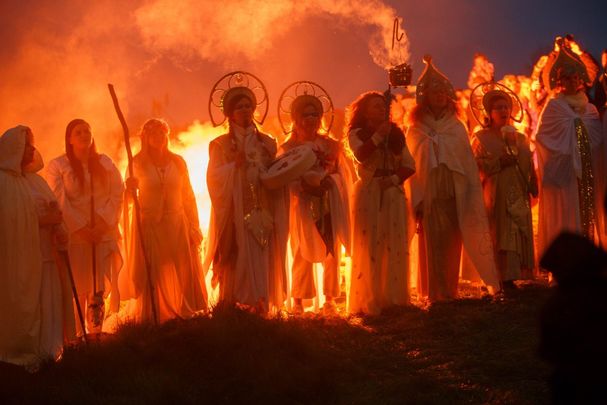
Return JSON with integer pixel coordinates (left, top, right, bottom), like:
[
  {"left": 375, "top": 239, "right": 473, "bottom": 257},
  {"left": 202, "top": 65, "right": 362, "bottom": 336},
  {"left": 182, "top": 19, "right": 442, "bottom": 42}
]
[
  {"left": 406, "top": 56, "right": 499, "bottom": 302},
  {"left": 0, "top": 126, "right": 44, "bottom": 366}
]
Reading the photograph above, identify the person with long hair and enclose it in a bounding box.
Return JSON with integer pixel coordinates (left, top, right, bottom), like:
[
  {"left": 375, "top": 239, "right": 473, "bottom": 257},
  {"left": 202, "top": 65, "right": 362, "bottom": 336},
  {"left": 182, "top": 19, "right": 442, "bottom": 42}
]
[
  {"left": 406, "top": 56, "right": 499, "bottom": 303},
  {"left": 472, "top": 89, "right": 538, "bottom": 291},
  {"left": 204, "top": 86, "right": 287, "bottom": 313},
  {"left": 281, "top": 94, "right": 351, "bottom": 315},
  {"left": 47, "top": 119, "right": 123, "bottom": 333},
  {"left": 346, "top": 91, "right": 415, "bottom": 315},
  {"left": 535, "top": 43, "right": 604, "bottom": 258},
  {"left": 121, "top": 118, "right": 207, "bottom": 322},
  {"left": 1, "top": 126, "right": 73, "bottom": 367}
]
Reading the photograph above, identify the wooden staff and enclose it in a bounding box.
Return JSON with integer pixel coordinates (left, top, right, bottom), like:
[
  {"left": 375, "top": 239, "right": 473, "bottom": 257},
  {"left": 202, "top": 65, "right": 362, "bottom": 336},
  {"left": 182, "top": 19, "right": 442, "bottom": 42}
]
[
  {"left": 108, "top": 84, "right": 158, "bottom": 324},
  {"left": 90, "top": 175, "right": 97, "bottom": 299},
  {"left": 58, "top": 250, "right": 88, "bottom": 344}
]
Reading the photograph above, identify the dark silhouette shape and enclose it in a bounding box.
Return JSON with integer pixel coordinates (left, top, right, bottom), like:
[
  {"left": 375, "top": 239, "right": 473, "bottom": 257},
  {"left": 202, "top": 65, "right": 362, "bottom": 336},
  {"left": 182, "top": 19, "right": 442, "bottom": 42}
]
[{"left": 539, "top": 232, "right": 607, "bottom": 404}]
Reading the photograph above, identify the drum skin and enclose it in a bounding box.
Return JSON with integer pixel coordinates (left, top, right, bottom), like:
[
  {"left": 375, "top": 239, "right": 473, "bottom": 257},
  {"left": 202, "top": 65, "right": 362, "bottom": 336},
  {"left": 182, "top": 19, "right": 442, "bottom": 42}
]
[{"left": 260, "top": 144, "right": 316, "bottom": 189}]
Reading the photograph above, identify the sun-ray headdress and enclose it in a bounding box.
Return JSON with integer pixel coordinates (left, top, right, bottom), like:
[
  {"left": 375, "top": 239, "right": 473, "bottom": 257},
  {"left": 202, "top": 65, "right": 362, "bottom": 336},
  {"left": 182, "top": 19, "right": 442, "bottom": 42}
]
[
  {"left": 208, "top": 71, "right": 269, "bottom": 127},
  {"left": 470, "top": 81, "right": 523, "bottom": 128},
  {"left": 277, "top": 81, "right": 334, "bottom": 135}
]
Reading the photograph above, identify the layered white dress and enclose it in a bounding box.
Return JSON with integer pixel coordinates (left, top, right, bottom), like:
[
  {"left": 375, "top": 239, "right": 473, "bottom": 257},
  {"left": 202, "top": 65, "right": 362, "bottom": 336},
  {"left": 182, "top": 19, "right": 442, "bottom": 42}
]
[
  {"left": 204, "top": 125, "right": 288, "bottom": 311},
  {"left": 348, "top": 124, "right": 415, "bottom": 315},
  {"left": 0, "top": 127, "right": 44, "bottom": 366},
  {"left": 25, "top": 157, "right": 75, "bottom": 359},
  {"left": 282, "top": 135, "right": 351, "bottom": 302},
  {"left": 120, "top": 154, "right": 207, "bottom": 322},
  {"left": 46, "top": 154, "right": 124, "bottom": 314}
]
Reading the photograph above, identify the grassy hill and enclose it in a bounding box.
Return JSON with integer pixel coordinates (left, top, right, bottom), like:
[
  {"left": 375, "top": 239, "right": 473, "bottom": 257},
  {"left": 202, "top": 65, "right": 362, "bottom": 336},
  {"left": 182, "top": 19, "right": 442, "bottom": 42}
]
[{"left": 0, "top": 284, "right": 551, "bottom": 404}]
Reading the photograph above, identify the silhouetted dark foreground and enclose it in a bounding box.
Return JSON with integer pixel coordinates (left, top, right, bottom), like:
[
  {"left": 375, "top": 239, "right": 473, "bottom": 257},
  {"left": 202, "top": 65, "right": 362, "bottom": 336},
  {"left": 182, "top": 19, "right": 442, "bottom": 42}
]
[
  {"left": 0, "top": 287, "right": 551, "bottom": 404},
  {"left": 539, "top": 232, "right": 607, "bottom": 405}
]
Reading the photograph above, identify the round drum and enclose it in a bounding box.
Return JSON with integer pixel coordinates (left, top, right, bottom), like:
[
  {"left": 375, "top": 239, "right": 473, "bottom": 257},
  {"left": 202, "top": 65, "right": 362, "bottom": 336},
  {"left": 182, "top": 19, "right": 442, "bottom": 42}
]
[{"left": 261, "top": 144, "right": 316, "bottom": 189}]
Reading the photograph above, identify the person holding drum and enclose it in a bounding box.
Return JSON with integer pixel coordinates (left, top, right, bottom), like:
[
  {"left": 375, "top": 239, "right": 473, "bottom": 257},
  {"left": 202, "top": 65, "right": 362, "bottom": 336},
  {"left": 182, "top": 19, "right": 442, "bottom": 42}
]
[
  {"left": 278, "top": 84, "right": 351, "bottom": 315},
  {"left": 346, "top": 91, "right": 415, "bottom": 315},
  {"left": 205, "top": 72, "right": 288, "bottom": 314}
]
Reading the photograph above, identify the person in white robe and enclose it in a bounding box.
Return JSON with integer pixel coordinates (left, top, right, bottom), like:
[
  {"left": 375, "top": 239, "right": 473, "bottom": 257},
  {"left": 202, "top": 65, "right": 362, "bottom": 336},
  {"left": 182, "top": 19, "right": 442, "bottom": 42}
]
[
  {"left": 535, "top": 44, "right": 605, "bottom": 257},
  {"left": 47, "top": 119, "right": 123, "bottom": 333},
  {"left": 24, "top": 141, "right": 76, "bottom": 359},
  {"left": 280, "top": 94, "right": 351, "bottom": 315},
  {"left": 121, "top": 118, "right": 207, "bottom": 322},
  {"left": 0, "top": 126, "right": 59, "bottom": 367},
  {"left": 347, "top": 91, "right": 416, "bottom": 315},
  {"left": 406, "top": 56, "right": 499, "bottom": 303},
  {"left": 204, "top": 86, "right": 288, "bottom": 313}
]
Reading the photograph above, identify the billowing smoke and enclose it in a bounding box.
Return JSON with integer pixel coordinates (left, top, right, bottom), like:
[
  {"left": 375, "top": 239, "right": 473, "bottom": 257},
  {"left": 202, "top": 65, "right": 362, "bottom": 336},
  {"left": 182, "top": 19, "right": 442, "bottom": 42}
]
[
  {"left": 135, "top": 0, "right": 409, "bottom": 69},
  {"left": 0, "top": 0, "right": 408, "bottom": 165},
  {"left": 0, "top": 2, "right": 144, "bottom": 161}
]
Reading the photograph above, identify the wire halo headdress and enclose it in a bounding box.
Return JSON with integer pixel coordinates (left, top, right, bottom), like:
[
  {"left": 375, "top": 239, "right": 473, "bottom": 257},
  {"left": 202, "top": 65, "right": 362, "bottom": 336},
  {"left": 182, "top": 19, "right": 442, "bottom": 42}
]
[
  {"left": 208, "top": 71, "right": 269, "bottom": 127},
  {"left": 470, "top": 81, "right": 523, "bottom": 128},
  {"left": 277, "top": 81, "right": 334, "bottom": 135}
]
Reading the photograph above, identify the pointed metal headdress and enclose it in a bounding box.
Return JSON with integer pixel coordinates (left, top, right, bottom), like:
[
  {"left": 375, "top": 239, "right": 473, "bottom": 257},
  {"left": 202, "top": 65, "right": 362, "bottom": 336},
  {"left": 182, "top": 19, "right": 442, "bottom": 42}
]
[
  {"left": 543, "top": 38, "right": 592, "bottom": 91},
  {"left": 415, "top": 55, "right": 456, "bottom": 104}
]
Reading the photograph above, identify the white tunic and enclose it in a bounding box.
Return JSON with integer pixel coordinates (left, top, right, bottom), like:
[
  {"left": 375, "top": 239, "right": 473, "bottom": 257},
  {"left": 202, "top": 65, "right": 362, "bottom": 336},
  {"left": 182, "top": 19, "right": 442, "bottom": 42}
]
[{"left": 46, "top": 154, "right": 124, "bottom": 308}]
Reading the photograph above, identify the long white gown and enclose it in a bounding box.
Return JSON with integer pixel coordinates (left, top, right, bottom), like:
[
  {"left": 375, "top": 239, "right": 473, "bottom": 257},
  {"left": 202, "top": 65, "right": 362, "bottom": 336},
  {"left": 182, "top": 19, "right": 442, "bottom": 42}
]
[
  {"left": 281, "top": 135, "right": 351, "bottom": 304},
  {"left": 535, "top": 93, "right": 604, "bottom": 256},
  {"left": 0, "top": 126, "right": 44, "bottom": 366},
  {"left": 120, "top": 153, "right": 207, "bottom": 322},
  {"left": 204, "top": 125, "right": 288, "bottom": 311},
  {"left": 46, "top": 154, "right": 124, "bottom": 316},
  {"left": 25, "top": 153, "right": 75, "bottom": 359},
  {"left": 407, "top": 112, "right": 499, "bottom": 301},
  {"left": 348, "top": 124, "right": 415, "bottom": 315}
]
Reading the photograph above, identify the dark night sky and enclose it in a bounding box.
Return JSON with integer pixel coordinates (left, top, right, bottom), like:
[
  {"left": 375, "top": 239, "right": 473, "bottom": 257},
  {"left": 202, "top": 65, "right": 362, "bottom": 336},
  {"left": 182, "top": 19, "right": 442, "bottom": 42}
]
[{"left": 395, "top": 0, "right": 606, "bottom": 87}]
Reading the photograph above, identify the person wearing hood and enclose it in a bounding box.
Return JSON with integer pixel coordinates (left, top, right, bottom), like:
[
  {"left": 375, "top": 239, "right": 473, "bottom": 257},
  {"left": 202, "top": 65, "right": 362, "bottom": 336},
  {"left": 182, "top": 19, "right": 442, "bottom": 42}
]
[
  {"left": 0, "top": 126, "right": 69, "bottom": 367},
  {"left": 406, "top": 56, "right": 499, "bottom": 303}
]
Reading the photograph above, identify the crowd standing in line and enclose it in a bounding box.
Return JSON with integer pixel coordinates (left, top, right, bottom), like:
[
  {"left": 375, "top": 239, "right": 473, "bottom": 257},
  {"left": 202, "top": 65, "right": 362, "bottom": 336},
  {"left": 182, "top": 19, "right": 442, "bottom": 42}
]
[{"left": 1, "top": 36, "right": 606, "bottom": 371}]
